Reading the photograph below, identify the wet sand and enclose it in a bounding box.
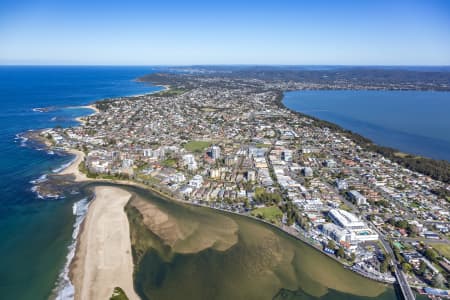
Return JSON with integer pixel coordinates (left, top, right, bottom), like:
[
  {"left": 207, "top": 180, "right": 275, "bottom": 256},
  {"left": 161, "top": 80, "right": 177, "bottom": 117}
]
[
  {"left": 70, "top": 186, "right": 139, "bottom": 300},
  {"left": 58, "top": 149, "right": 87, "bottom": 182}
]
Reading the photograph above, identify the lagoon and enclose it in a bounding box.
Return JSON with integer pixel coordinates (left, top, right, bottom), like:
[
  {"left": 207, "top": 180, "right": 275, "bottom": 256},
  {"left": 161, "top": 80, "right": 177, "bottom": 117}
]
[
  {"left": 124, "top": 184, "right": 398, "bottom": 300},
  {"left": 283, "top": 90, "right": 450, "bottom": 161}
]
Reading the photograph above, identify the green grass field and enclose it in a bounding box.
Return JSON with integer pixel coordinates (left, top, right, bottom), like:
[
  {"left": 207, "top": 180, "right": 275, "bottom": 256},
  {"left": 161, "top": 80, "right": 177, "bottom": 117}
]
[
  {"left": 251, "top": 206, "right": 283, "bottom": 225},
  {"left": 255, "top": 143, "right": 271, "bottom": 148},
  {"left": 184, "top": 140, "right": 212, "bottom": 153},
  {"left": 431, "top": 243, "right": 450, "bottom": 259},
  {"left": 162, "top": 158, "right": 177, "bottom": 167},
  {"left": 153, "top": 88, "right": 187, "bottom": 97}
]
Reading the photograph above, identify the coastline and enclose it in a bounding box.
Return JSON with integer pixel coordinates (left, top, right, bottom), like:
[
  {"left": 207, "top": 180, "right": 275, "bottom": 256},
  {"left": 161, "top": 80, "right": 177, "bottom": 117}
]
[
  {"left": 58, "top": 149, "right": 88, "bottom": 182},
  {"left": 70, "top": 186, "right": 139, "bottom": 300},
  {"left": 74, "top": 104, "right": 99, "bottom": 124}
]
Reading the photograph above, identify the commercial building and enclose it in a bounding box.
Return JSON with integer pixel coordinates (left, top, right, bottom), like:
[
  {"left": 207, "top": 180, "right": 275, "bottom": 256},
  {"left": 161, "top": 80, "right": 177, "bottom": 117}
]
[
  {"left": 302, "top": 167, "right": 313, "bottom": 177},
  {"left": 328, "top": 209, "right": 378, "bottom": 242},
  {"left": 348, "top": 190, "right": 367, "bottom": 206},
  {"left": 210, "top": 145, "right": 221, "bottom": 160}
]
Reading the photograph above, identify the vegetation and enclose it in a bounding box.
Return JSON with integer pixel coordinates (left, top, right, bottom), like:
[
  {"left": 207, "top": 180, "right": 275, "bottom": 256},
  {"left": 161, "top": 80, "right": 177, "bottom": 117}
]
[
  {"left": 424, "top": 247, "right": 440, "bottom": 263},
  {"left": 255, "top": 143, "right": 271, "bottom": 148},
  {"left": 162, "top": 158, "right": 177, "bottom": 168},
  {"left": 183, "top": 140, "right": 212, "bottom": 153},
  {"left": 387, "top": 218, "right": 418, "bottom": 237},
  {"left": 152, "top": 87, "right": 187, "bottom": 97},
  {"left": 251, "top": 206, "right": 283, "bottom": 224},
  {"left": 253, "top": 187, "right": 282, "bottom": 205},
  {"left": 380, "top": 259, "right": 389, "bottom": 273},
  {"left": 430, "top": 243, "right": 450, "bottom": 260},
  {"left": 327, "top": 240, "right": 336, "bottom": 249},
  {"left": 336, "top": 247, "right": 345, "bottom": 258},
  {"left": 401, "top": 262, "right": 412, "bottom": 274},
  {"left": 110, "top": 287, "right": 129, "bottom": 300},
  {"left": 95, "top": 99, "right": 116, "bottom": 111}
]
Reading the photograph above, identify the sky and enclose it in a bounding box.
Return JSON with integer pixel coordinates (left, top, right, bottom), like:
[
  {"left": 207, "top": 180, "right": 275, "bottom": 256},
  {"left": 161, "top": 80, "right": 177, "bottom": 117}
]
[{"left": 0, "top": 0, "right": 449, "bottom": 65}]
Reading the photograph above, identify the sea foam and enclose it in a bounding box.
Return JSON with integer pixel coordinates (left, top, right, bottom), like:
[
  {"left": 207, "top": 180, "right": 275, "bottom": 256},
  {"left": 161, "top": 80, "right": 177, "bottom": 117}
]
[
  {"left": 53, "top": 197, "right": 90, "bottom": 300},
  {"left": 52, "top": 157, "right": 76, "bottom": 173}
]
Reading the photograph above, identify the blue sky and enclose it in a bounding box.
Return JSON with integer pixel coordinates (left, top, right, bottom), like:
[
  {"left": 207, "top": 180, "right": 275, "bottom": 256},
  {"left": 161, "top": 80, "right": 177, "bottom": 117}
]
[{"left": 0, "top": 0, "right": 449, "bottom": 65}]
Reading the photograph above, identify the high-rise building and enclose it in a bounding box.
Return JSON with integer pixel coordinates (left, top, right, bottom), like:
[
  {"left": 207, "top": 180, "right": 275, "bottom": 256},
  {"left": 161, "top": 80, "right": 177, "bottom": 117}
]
[{"left": 210, "top": 145, "right": 221, "bottom": 160}]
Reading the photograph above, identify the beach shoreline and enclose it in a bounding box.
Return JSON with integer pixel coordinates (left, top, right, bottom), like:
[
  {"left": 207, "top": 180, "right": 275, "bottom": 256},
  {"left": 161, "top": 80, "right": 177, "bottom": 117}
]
[
  {"left": 58, "top": 149, "right": 88, "bottom": 182},
  {"left": 74, "top": 104, "right": 99, "bottom": 124},
  {"left": 70, "top": 186, "right": 139, "bottom": 300}
]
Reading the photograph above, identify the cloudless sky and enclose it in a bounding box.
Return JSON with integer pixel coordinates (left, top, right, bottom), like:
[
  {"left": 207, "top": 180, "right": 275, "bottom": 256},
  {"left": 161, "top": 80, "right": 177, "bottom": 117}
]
[{"left": 0, "top": 0, "right": 449, "bottom": 65}]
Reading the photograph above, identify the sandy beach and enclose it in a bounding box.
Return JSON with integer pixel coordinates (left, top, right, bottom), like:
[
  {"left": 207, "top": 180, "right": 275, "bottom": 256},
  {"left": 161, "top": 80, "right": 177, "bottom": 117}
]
[
  {"left": 70, "top": 186, "right": 139, "bottom": 300},
  {"left": 78, "top": 104, "right": 100, "bottom": 114},
  {"left": 58, "top": 149, "right": 88, "bottom": 182},
  {"left": 75, "top": 104, "right": 99, "bottom": 124}
]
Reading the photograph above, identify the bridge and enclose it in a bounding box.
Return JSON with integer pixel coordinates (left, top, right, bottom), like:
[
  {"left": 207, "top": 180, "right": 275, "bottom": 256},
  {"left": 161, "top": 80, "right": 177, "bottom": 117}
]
[
  {"left": 394, "top": 265, "right": 415, "bottom": 300},
  {"left": 369, "top": 223, "right": 415, "bottom": 300}
]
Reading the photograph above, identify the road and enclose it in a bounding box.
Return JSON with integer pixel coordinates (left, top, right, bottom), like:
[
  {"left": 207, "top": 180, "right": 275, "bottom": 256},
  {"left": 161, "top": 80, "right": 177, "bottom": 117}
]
[
  {"left": 371, "top": 224, "right": 415, "bottom": 300},
  {"left": 395, "top": 265, "right": 416, "bottom": 300},
  {"left": 397, "top": 236, "right": 450, "bottom": 245}
]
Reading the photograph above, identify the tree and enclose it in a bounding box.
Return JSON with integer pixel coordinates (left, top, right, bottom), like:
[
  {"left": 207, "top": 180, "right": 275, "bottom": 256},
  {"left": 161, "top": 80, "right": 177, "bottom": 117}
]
[
  {"left": 395, "top": 220, "right": 408, "bottom": 229},
  {"left": 401, "top": 262, "right": 412, "bottom": 274},
  {"left": 432, "top": 273, "right": 445, "bottom": 289},
  {"left": 407, "top": 224, "right": 418, "bottom": 237},
  {"left": 327, "top": 240, "right": 336, "bottom": 250},
  {"left": 418, "top": 260, "right": 427, "bottom": 276},
  {"left": 380, "top": 259, "right": 389, "bottom": 273},
  {"left": 425, "top": 248, "right": 439, "bottom": 263},
  {"left": 337, "top": 247, "right": 345, "bottom": 258}
]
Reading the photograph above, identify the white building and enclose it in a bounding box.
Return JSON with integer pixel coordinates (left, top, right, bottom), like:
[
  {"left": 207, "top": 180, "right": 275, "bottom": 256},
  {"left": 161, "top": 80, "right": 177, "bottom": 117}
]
[
  {"left": 322, "top": 223, "right": 348, "bottom": 243},
  {"left": 348, "top": 190, "right": 367, "bottom": 206},
  {"left": 210, "top": 145, "right": 221, "bottom": 160},
  {"left": 246, "top": 169, "right": 256, "bottom": 181},
  {"left": 143, "top": 149, "right": 153, "bottom": 157},
  {"left": 281, "top": 150, "right": 293, "bottom": 162},
  {"left": 335, "top": 179, "right": 348, "bottom": 190},
  {"left": 329, "top": 209, "right": 366, "bottom": 230},
  {"left": 182, "top": 154, "right": 198, "bottom": 171},
  {"left": 189, "top": 175, "right": 203, "bottom": 189},
  {"left": 328, "top": 209, "right": 378, "bottom": 242},
  {"left": 209, "top": 168, "right": 221, "bottom": 179},
  {"left": 122, "top": 159, "right": 134, "bottom": 168},
  {"left": 302, "top": 167, "right": 313, "bottom": 177},
  {"left": 170, "top": 172, "right": 186, "bottom": 183}
]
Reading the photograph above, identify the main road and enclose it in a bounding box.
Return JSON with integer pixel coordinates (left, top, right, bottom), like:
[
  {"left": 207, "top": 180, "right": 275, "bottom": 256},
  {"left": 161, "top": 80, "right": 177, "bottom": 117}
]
[{"left": 371, "top": 223, "right": 415, "bottom": 300}]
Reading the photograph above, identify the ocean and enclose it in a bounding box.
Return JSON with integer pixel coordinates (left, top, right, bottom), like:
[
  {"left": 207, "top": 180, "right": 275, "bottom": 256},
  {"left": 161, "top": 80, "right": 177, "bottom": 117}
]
[
  {"left": 283, "top": 90, "right": 450, "bottom": 161},
  {"left": 0, "top": 66, "right": 160, "bottom": 300}
]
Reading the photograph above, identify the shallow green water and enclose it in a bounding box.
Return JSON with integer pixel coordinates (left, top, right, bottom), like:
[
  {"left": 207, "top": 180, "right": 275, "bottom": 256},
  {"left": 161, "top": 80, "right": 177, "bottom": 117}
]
[{"left": 119, "top": 184, "right": 399, "bottom": 300}]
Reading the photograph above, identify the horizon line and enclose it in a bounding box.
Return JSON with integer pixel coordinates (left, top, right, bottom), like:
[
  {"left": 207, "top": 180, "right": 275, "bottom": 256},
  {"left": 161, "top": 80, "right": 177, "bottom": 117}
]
[{"left": 1, "top": 64, "right": 450, "bottom": 68}]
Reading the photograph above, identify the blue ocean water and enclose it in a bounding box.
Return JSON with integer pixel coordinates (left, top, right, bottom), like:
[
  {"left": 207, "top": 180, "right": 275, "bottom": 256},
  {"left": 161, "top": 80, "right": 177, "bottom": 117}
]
[
  {"left": 0, "top": 66, "right": 160, "bottom": 300},
  {"left": 283, "top": 90, "right": 450, "bottom": 161}
]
